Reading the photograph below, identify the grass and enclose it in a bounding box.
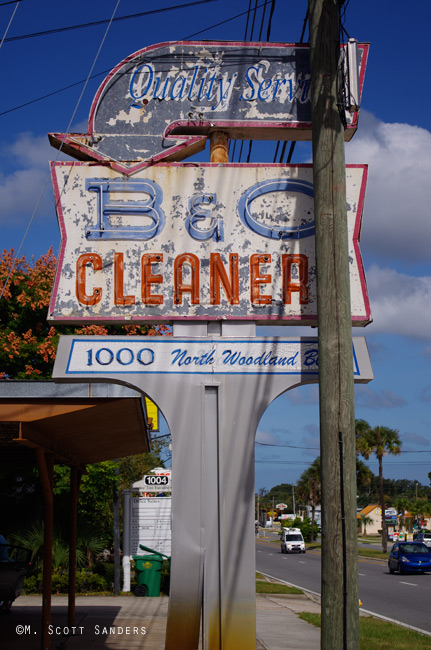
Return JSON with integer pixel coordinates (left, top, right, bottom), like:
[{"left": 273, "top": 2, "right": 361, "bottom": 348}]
[
  {"left": 298, "top": 613, "right": 431, "bottom": 649},
  {"left": 256, "top": 573, "right": 303, "bottom": 595},
  {"left": 358, "top": 548, "right": 389, "bottom": 561},
  {"left": 256, "top": 581, "right": 303, "bottom": 595}
]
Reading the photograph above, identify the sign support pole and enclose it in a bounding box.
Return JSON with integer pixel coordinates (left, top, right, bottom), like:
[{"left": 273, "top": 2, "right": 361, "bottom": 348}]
[
  {"left": 309, "top": 2, "right": 359, "bottom": 649},
  {"left": 210, "top": 131, "right": 229, "bottom": 163}
]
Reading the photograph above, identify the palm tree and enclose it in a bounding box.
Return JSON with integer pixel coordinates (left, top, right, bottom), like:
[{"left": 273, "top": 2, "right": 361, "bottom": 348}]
[
  {"left": 296, "top": 458, "right": 321, "bottom": 543},
  {"left": 393, "top": 497, "right": 411, "bottom": 532},
  {"left": 356, "top": 459, "right": 374, "bottom": 499},
  {"left": 356, "top": 422, "right": 401, "bottom": 552},
  {"left": 359, "top": 514, "right": 373, "bottom": 536}
]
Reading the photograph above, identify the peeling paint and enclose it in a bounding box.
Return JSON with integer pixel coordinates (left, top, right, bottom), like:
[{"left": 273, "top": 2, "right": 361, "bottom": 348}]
[
  {"left": 49, "top": 42, "right": 369, "bottom": 166},
  {"left": 48, "top": 163, "right": 370, "bottom": 325}
]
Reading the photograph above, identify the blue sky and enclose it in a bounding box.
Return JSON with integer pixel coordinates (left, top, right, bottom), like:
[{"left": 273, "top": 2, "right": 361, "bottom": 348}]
[{"left": 0, "top": 1, "right": 430, "bottom": 489}]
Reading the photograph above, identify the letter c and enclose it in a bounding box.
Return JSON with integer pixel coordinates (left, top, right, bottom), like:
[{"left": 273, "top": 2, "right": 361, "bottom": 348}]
[{"left": 76, "top": 253, "right": 103, "bottom": 305}]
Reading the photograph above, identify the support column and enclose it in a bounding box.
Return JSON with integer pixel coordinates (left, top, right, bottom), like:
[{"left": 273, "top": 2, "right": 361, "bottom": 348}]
[
  {"left": 202, "top": 385, "right": 222, "bottom": 648},
  {"left": 36, "top": 449, "right": 54, "bottom": 650},
  {"left": 165, "top": 384, "right": 204, "bottom": 650},
  {"left": 210, "top": 131, "right": 229, "bottom": 163},
  {"left": 113, "top": 461, "right": 121, "bottom": 595},
  {"left": 308, "top": 1, "right": 359, "bottom": 649},
  {"left": 68, "top": 466, "right": 82, "bottom": 627},
  {"left": 122, "top": 490, "right": 131, "bottom": 592}
]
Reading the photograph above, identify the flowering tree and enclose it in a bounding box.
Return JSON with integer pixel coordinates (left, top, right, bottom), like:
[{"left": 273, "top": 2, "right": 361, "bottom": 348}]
[
  {"left": 0, "top": 248, "right": 170, "bottom": 379},
  {"left": 1, "top": 248, "right": 171, "bottom": 553}
]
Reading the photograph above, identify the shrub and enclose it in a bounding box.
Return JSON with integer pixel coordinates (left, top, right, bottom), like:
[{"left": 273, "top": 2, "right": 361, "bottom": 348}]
[{"left": 24, "top": 570, "right": 111, "bottom": 594}]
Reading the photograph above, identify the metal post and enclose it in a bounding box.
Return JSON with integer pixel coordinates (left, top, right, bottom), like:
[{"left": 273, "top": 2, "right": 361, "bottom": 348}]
[
  {"left": 122, "top": 490, "right": 131, "bottom": 592},
  {"left": 68, "top": 466, "right": 81, "bottom": 627},
  {"left": 113, "top": 461, "right": 121, "bottom": 595},
  {"left": 210, "top": 131, "right": 229, "bottom": 163},
  {"left": 308, "top": 1, "right": 359, "bottom": 649},
  {"left": 36, "top": 449, "right": 54, "bottom": 650}
]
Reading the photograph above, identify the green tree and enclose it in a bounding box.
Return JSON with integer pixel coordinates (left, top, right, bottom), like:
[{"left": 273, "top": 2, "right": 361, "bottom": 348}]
[
  {"left": 1, "top": 249, "right": 171, "bottom": 549},
  {"left": 359, "top": 514, "right": 373, "bottom": 536},
  {"left": 393, "top": 497, "right": 411, "bottom": 532},
  {"left": 296, "top": 458, "right": 321, "bottom": 542},
  {"left": 0, "top": 248, "right": 170, "bottom": 379},
  {"left": 280, "top": 516, "right": 317, "bottom": 543},
  {"left": 356, "top": 421, "right": 401, "bottom": 552}
]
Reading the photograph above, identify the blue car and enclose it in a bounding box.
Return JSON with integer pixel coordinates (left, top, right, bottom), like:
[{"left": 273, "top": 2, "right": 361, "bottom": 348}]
[{"left": 388, "top": 541, "right": 431, "bottom": 574}]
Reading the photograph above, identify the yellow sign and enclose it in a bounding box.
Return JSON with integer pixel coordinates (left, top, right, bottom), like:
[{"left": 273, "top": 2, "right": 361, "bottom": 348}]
[{"left": 145, "top": 397, "right": 159, "bottom": 432}]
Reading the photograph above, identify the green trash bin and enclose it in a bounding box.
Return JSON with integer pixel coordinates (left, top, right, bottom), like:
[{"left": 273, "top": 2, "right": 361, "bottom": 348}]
[{"left": 132, "top": 544, "right": 170, "bottom": 597}]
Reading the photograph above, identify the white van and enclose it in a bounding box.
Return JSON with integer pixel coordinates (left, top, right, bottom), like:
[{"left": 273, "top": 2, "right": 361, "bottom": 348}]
[{"left": 280, "top": 527, "right": 305, "bottom": 554}]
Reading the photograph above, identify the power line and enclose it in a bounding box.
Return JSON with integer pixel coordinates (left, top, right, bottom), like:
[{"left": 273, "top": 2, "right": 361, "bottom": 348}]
[
  {"left": 256, "top": 441, "right": 319, "bottom": 450},
  {"left": 0, "top": 70, "right": 108, "bottom": 117},
  {"left": 2, "top": 0, "right": 216, "bottom": 42},
  {"left": 0, "top": 0, "right": 122, "bottom": 301},
  {"left": 255, "top": 460, "right": 316, "bottom": 465},
  {"left": 0, "top": 1, "right": 269, "bottom": 119},
  {"left": 0, "top": 0, "right": 20, "bottom": 50}
]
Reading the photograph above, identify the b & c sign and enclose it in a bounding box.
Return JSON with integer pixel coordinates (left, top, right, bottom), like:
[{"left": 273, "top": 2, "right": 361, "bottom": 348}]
[{"left": 48, "top": 163, "right": 370, "bottom": 325}]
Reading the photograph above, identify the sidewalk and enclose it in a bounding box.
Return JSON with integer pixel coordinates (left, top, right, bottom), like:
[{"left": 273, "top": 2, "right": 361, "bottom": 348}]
[{"left": 0, "top": 592, "right": 321, "bottom": 649}]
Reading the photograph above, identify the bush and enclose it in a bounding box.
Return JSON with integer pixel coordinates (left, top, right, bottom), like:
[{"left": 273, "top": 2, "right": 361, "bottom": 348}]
[
  {"left": 160, "top": 560, "right": 170, "bottom": 595},
  {"left": 280, "top": 517, "right": 318, "bottom": 542},
  {"left": 24, "top": 570, "right": 111, "bottom": 594}
]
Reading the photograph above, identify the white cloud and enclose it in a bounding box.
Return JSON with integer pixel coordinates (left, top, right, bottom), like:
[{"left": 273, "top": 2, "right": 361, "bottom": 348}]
[
  {"left": 286, "top": 385, "right": 319, "bottom": 405},
  {"left": 0, "top": 132, "right": 55, "bottom": 225},
  {"left": 365, "top": 264, "right": 431, "bottom": 339},
  {"left": 420, "top": 386, "right": 431, "bottom": 403},
  {"left": 402, "top": 432, "right": 430, "bottom": 447},
  {"left": 255, "top": 429, "right": 283, "bottom": 445},
  {"left": 345, "top": 111, "right": 431, "bottom": 265},
  {"left": 355, "top": 384, "right": 407, "bottom": 409}
]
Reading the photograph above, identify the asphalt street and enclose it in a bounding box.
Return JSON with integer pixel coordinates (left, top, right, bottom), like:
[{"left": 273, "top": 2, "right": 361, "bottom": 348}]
[{"left": 256, "top": 537, "right": 431, "bottom": 635}]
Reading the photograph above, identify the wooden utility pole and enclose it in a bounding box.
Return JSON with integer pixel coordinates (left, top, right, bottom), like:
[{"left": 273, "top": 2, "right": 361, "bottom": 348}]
[{"left": 308, "top": 2, "right": 359, "bottom": 649}]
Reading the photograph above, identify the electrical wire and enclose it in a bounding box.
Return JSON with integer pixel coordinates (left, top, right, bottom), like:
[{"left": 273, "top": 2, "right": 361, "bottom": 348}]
[
  {"left": 243, "top": 0, "right": 252, "bottom": 41},
  {"left": 276, "top": 7, "right": 308, "bottom": 164},
  {"left": 237, "top": 0, "right": 274, "bottom": 163},
  {"left": 255, "top": 460, "right": 317, "bottom": 465},
  {"left": 266, "top": 0, "right": 276, "bottom": 41},
  {"left": 0, "top": 0, "right": 19, "bottom": 51},
  {"left": 256, "top": 441, "right": 319, "bottom": 450},
  {"left": 0, "top": 70, "right": 108, "bottom": 117},
  {"left": 0, "top": 1, "right": 270, "bottom": 119},
  {"left": 0, "top": 0, "right": 122, "bottom": 301},
  {"left": 2, "top": 0, "right": 216, "bottom": 43}
]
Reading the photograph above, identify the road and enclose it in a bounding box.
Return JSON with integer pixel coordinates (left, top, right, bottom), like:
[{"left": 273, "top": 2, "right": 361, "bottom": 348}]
[{"left": 256, "top": 537, "right": 431, "bottom": 634}]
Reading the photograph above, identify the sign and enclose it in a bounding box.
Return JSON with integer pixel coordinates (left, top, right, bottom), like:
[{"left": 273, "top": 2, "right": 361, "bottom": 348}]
[
  {"left": 48, "top": 163, "right": 370, "bottom": 325},
  {"left": 129, "top": 497, "right": 171, "bottom": 555},
  {"left": 144, "top": 396, "right": 159, "bottom": 431},
  {"left": 132, "top": 468, "right": 171, "bottom": 492},
  {"left": 276, "top": 503, "right": 288, "bottom": 510},
  {"left": 53, "top": 336, "right": 373, "bottom": 381},
  {"left": 49, "top": 40, "right": 369, "bottom": 172},
  {"left": 144, "top": 474, "right": 170, "bottom": 488}
]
